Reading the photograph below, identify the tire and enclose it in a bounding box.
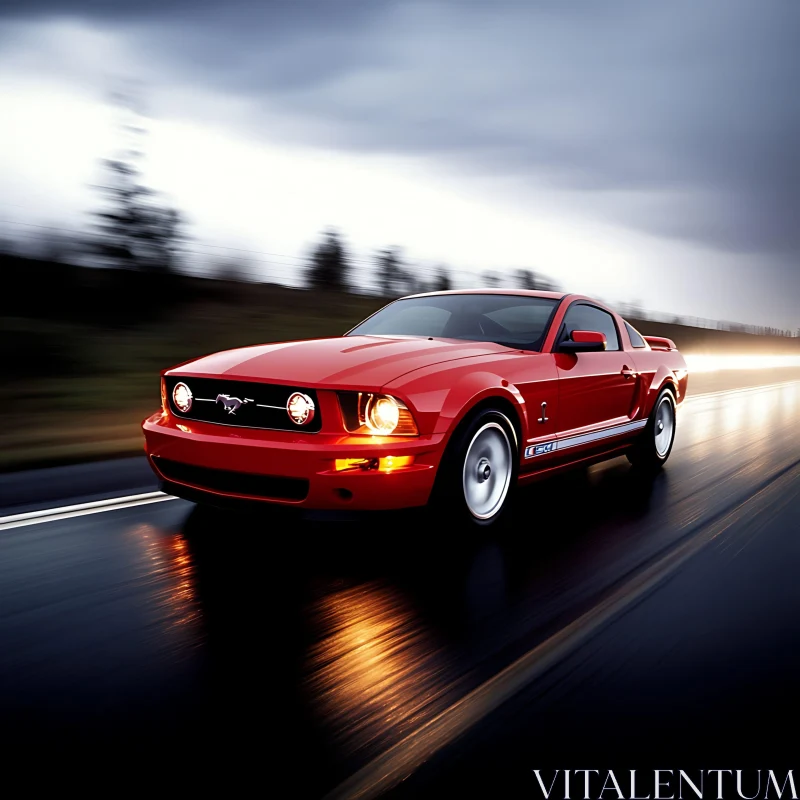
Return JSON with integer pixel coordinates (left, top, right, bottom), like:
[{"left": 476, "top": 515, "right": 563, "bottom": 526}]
[
  {"left": 431, "top": 408, "right": 518, "bottom": 528},
  {"left": 627, "top": 387, "right": 677, "bottom": 471}
]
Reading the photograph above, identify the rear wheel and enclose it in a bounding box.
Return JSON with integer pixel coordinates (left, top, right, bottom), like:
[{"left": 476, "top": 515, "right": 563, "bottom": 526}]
[
  {"left": 627, "top": 387, "right": 676, "bottom": 470},
  {"left": 432, "top": 408, "right": 518, "bottom": 528}
]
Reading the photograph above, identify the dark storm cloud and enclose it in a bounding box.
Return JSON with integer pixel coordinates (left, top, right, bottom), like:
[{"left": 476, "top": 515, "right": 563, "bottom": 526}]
[
  {"left": 0, "top": 0, "right": 392, "bottom": 38},
  {"left": 2, "top": 0, "right": 798, "bottom": 257}
]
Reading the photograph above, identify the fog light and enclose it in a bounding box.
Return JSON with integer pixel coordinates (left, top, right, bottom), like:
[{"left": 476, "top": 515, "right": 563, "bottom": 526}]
[
  {"left": 335, "top": 458, "right": 377, "bottom": 472},
  {"left": 334, "top": 456, "right": 414, "bottom": 472},
  {"left": 173, "top": 382, "right": 193, "bottom": 413},
  {"left": 378, "top": 455, "right": 414, "bottom": 472}
]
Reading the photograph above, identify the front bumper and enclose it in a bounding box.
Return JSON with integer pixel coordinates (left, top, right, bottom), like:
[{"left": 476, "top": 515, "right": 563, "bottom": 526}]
[{"left": 142, "top": 412, "right": 444, "bottom": 511}]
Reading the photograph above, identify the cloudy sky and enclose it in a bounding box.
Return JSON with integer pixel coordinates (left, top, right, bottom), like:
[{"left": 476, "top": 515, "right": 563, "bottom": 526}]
[{"left": 1, "top": 0, "right": 798, "bottom": 329}]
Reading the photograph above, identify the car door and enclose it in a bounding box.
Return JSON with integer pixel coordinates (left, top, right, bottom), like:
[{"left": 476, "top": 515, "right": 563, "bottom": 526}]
[
  {"left": 477, "top": 300, "right": 562, "bottom": 469},
  {"left": 553, "top": 302, "right": 639, "bottom": 436}
]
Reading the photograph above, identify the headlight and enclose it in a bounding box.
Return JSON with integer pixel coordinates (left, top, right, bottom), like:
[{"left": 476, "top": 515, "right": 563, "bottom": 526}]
[
  {"left": 366, "top": 395, "right": 400, "bottom": 434},
  {"left": 172, "top": 381, "right": 193, "bottom": 413},
  {"left": 338, "top": 392, "right": 418, "bottom": 435},
  {"left": 286, "top": 392, "right": 315, "bottom": 425}
]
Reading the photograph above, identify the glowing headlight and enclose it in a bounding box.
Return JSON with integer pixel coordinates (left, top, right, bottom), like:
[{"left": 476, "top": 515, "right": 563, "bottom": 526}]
[
  {"left": 337, "top": 392, "right": 419, "bottom": 436},
  {"left": 287, "top": 392, "right": 315, "bottom": 425},
  {"left": 172, "top": 382, "right": 193, "bottom": 413},
  {"left": 365, "top": 395, "right": 400, "bottom": 434}
]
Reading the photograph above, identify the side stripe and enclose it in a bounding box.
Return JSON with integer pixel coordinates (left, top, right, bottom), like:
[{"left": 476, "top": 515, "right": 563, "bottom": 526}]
[{"left": 525, "top": 418, "right": 647, "bottom": 459}]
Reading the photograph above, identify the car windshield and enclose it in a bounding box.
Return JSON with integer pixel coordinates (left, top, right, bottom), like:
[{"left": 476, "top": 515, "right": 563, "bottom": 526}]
[{"left": 347, "top": 293, "right": 560, "bottom": 351}]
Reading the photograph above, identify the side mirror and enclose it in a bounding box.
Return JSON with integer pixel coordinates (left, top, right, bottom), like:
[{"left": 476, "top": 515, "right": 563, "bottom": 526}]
[{"left": 559, "top": 329, "right": 607, "bottom": 353}]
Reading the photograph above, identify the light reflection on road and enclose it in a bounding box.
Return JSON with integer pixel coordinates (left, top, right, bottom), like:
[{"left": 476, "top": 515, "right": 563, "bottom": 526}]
[
  {"left": 126, "top": 523, "right": 203, "bottom": 656},
  {"left": 304, "top": 581, "right": 459, "bottom": 758}
]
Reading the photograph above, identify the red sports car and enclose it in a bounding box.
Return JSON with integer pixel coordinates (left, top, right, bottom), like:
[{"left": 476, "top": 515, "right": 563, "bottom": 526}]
[{"left": 142, "top": 290, "right": 688, "bottom": 526}]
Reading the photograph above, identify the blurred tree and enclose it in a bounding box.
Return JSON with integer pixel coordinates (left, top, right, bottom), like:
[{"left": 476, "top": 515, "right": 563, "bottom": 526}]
[
  {"left": 514, "top": 268, "right": 538, "bottom": 290},
  {"left": 377, "top": 246, "right": 403, "bottom": 297},
  {"left": 399, "top": 261, "right": 430, "bottom": 295},
  {"left": 404, "top": 276, "right": 429, "bottom": 295},
  {"left": 627, "top": 298, "right": 644, "bottom": 318},
  {"left": 432, "top": 265, "right": 452, "bottom": 292},
  {"left": 307, "top": 228, "right": 349, "bottom": 291},
  {"left": 514, "top": 268, "right": 561, "bottom": 292},
  {"left": 481, "top": 270, "right": 502, "bottom": 288},
  {"left": 90, "top": 85, "right": 186, "bottom": 273}
]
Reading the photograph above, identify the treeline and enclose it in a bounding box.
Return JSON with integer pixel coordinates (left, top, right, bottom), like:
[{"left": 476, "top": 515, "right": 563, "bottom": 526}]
[
  {"left": 0, "top": 87, "right": 795, "bottom": 338},
  {"left": 303, "top": 228, "right": 562, "bottom": 297},
  {"left": 0, "top": 85, "right": 562, "bottom": 302}
]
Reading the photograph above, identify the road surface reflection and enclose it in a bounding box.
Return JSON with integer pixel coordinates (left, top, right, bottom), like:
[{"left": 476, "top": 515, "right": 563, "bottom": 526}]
[
  {"left": 126, "top": 523, "right": 202, "bottom": 642},
  {"left": 305, "top": 582, "right": 457, "bottom": 757}
]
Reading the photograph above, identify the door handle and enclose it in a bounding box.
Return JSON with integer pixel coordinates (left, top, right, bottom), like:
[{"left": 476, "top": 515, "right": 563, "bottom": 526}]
[{"left": 621, "top": 365, "right": 636, "bottom": 380}]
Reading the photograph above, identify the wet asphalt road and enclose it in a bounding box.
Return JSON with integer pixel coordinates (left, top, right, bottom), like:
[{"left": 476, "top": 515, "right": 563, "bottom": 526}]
[
  {"left": 1, "top": 374, "right": 799, "bottom": 796},
  {"left": 385, "top": 458, "right": 800, "bottom": 799}
]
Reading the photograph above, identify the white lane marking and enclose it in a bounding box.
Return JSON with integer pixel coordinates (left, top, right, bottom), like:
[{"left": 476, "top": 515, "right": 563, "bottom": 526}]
[{"left": 0, "top": 492, "right": 179, "bottom": 531}]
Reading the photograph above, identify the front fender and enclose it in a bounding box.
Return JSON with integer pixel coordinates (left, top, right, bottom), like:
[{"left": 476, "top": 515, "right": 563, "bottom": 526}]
[{"left": 431, "top": 371, "right": 528, "bottom": 443}]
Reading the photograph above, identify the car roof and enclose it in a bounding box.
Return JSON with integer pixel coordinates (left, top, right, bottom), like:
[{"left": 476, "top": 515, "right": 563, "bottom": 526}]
[{"left": 403, "top": 288, "right": 568, "bottom": 301}]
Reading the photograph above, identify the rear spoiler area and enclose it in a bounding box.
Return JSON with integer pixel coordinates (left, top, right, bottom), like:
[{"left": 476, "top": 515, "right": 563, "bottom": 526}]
[{"left": 644, "top": 335, "right": 677, "bottom": 351}]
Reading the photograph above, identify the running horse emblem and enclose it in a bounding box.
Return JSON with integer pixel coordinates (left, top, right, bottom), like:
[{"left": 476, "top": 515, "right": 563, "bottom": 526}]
[{"left": 215, "top": 394, "right": 254, "bottom": 415}]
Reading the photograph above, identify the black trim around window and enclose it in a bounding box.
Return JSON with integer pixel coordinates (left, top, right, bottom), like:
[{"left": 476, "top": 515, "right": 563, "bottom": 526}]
[
  {"left": 554, "top": 301, "right": 623, "bottom": 352},
  {"left": 624, "top": 320, "right": 648, "bottom": 348}
]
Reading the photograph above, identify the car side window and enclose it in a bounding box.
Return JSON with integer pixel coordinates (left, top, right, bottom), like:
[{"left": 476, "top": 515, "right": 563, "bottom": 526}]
[
  {"left": 624, "top": 321, "right": 647, "bottom": 348},
  {"left": 561, "top": 304, "right": 620, "bottom": 351}
]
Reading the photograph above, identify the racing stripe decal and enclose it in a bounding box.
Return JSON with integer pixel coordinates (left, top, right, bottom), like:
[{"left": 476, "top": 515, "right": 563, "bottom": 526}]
[{"left": 524, "top": 419, "right": 647, "bottom": 458}]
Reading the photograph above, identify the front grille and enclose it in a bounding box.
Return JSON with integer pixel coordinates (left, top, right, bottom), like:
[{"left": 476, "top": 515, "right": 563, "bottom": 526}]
[
  {"left": 153, "top": 457, "right": 309, "bottom": 501},
  {"left": 164, "top": 376, "right": 321, "bottom": 433}
]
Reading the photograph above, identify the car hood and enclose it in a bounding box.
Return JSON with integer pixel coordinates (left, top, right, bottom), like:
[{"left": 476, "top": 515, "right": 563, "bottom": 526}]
[{"left": 168, "top": 335, "right": 513, "bottom": 389}]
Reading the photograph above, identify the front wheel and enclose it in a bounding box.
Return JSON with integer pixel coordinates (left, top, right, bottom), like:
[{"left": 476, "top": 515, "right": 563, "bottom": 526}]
[
  {"left": 431, "top": 408, "right": 518, "bottom": 528},
  {"left": 627, "top": 388, "right": 677, "bottom": 470}
]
